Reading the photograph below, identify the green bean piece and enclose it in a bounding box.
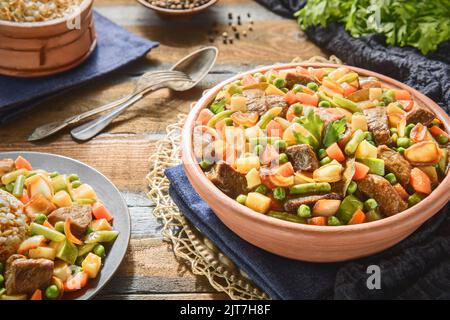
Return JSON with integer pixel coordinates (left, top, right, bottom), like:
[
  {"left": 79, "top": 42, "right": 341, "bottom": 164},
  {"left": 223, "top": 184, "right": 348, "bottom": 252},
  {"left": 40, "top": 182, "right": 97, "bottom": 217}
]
[
  {"left": 55, "top": 221, "right": 65, "bottom": 234},
  {"left": 318, "top": 100, "right": 331, "bottom": 108},
  {"left": 332, "top": 96, "right": 362, "bottom": 113},
  {"left": 336, "top": 72, "right": 358, "bottom": 84},
  {"left": 327, "top": 216, "right": 342, "bottom": 226},
  {"left": 384, "top": 173, "right": 397, "bottom": 185},
  {"left": 34, "top": 214, "right": 47, "bottom": 225},
  {"left": 256, "top": 107, "right": 283, "bottom": 129},
  {"left": 336, "top": 195, "right": 364, "bottom": 224},
  {"left": 437, "top": 134, "right": 449, "bottom": 145},
  {"left": 318, "top": 148, "right": 327, "bottom": 159},
  {"left": 397, "top": 137, "right": 411, "bottom": 148},
  {"left": 0, "top": 274, "right": 4, "bottom": 287},
  {"left": 365, "top": 131, "right": 374, "bottom": 142},
  {"left": 75, "top": 198, "right": 96, "bottom": 205},
  {"left": 207, "top": 110, "right": 236, "bottom": 127},
  {"left": 5, "top": 183, "right": 14, "bottom": 193},
  {"left": 317, "top": 92, "right": 338, "bottom": 107},
  {"left": 389, "top": 128, "right": 398, "bottom": 135},
  {"left": 408, "top": 193, "right": 424, "bottom": 207},
  {"left": 255, "top": 185, "right": 269, "bottom": 195},
  {"left": 68, "top": 174, "right": 79, "bottom": 182},
  {"left": 344, "top": 129, "right": 366, "bottom": 155},
  {"left": 268, "top": 211, "right": 307, "bottom": 224},
  {"left": 347, "top": 181, "right": 357, "bottom": 194},
  {"left": 93, "top": 244, "right": 106, "bottom": 258},
  {"left": 71, "top": 181, "right": 82, "bottom": 189},
  {"left": 405, "top": 123, "right": 415, "bottom": 137},
  {"left": 290, "top": 182, "right": 331, "bottom": 195},
  {"left": 1, "top": 169, "right": 29, "bottom": 186},
  {"left": 49, "top": 171, "right": 60, "bottom": 178},
  {"left": 278, "top": 153, "right": 289, "bottom": 164},
  {"left": 364, "top": 198, "right": 378, "bottom": 211},
  {"left": 273, "top": 77, "right": 285, "bottom": 89},
  {"left": 297, "top": 204, "right": 311, "bottom": 218},
  {"left": 293, "top": 84, "right": 303, "bottom": 93},
  {"left": 291, "top": 103, "right": 303, "bottom": 115},
  {"left": 12, "top": 175, "right": 25, "bottom": 198},
  {"left": 45, "top": 285, "right": 60, "bottom": 300},
  {"left": 320, "top": 156, "right": 332, "bottom": 166},
  {"left": 365, "top": 210, "right": 382, "bottom": 222},
  {"left": 236, "top": 194, "right": 247, "bottom": 205},
  {"left": 26, "top": 171, "right": 38, "bottom": 178},
  {"left": 273, "top": 187, "right": 286, "bottom": 201},
  {"left": 307, "top": 82, "right": 318, "bottom": 91}
]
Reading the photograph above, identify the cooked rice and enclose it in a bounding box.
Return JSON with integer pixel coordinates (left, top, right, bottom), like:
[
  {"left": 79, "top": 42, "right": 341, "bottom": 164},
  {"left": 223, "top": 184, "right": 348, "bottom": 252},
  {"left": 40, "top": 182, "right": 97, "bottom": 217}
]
[
  {"left": 0, "top": 190, "right": 28, "bottom": 262},
  {"left": 0, "top": 0, "right": 82, "bottom": 22}
]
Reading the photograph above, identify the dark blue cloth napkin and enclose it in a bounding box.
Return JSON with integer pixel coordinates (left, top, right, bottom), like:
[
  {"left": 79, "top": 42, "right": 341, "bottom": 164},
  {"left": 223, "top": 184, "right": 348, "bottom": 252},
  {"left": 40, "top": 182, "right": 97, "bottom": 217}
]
[
  {"left": 166, "top": 166, "right": 450, "bottom": 299},
  {"left": 0, "top": 11, "right": 159, "bottom": 124}
]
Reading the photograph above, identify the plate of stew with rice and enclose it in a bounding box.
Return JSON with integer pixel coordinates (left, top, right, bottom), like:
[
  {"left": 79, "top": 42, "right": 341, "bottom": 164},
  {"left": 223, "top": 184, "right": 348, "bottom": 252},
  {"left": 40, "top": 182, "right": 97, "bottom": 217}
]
[
  {"left": 193, "top": 66, "right": 449, "bottom": 226},
  {"left": 0, "top": 152, "right": 130, "bottom": 300}
]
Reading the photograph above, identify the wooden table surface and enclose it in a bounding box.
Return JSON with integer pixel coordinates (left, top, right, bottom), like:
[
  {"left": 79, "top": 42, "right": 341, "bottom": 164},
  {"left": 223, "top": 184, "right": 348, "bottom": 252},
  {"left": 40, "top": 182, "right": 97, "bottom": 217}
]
[{"left": 0, "top": 0, "right": 327, "bottom": 300}]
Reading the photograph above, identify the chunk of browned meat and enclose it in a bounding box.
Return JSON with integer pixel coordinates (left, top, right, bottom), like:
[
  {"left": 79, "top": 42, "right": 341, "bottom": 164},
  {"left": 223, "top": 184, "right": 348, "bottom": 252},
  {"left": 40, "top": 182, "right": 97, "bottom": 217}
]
[
  {"left": 406, "top": 107, "right": 435, "bottom": 126},
  {"left": 357, "top": 174, "right": 408, "bottom": 216},
  {"left": 284, "top": 193, "right": 341, "bottom": 212},
  {"left": 285, "top": 144, "right": 319, "bottom": 172},
  {"left": 378, "top": 145, "right": 412, "bottom": 186},
  {"left": 364, "top": 107, "right": 392, "bottom": 145},
  {"left": 0, "top": 158, "right": 14, "bottom": 177},
  {"left": 48, "top": 204, "right": 92, "bottom": 237},
  {"left": 246, "top": 95, "right": 288, "bottom": 116},
  {"left": 5, "top": 254, "right": 53, "bottom": 295},
  {"left": 208, "top": 162, "right": 248, "bottom": 198},
  {"left": 284, "top": 72, "right": 317, "bottom": 89}
]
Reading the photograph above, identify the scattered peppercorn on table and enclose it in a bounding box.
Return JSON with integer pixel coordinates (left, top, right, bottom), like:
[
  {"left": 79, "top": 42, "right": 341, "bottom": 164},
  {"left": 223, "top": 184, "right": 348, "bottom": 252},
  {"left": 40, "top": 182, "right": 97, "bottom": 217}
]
[{"left": 0, "top": 0, "right": 328, "bottom": 300}]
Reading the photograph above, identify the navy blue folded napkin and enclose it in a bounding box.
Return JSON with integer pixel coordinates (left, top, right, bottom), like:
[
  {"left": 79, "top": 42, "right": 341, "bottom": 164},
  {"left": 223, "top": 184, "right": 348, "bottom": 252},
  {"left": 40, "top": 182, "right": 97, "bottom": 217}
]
[
  {"left": 0, "top": 11, "right": 159, "bottom": 124},
  {"left": 166, "top": 165, "right": 450, "bottom": 299}
]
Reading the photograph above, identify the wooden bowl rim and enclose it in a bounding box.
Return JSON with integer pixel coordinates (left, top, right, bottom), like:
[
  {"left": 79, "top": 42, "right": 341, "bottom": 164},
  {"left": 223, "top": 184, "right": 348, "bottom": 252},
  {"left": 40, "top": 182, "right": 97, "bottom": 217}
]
[
  {"left": 136, "top": 0, "right": 218, "bottom": 15},
  {"left": 0, "top": 0, "right": 92, "bottom": 28},
  {"left": 182, "top": 62, "right": 450, "bottom": 235}
]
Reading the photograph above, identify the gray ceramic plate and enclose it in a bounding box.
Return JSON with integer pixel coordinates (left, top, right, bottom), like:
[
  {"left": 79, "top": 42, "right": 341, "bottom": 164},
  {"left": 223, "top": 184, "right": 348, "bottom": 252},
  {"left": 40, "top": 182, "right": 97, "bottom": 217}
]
[{"left": 0, "top": 151, "right": 131, "bottom": 300}]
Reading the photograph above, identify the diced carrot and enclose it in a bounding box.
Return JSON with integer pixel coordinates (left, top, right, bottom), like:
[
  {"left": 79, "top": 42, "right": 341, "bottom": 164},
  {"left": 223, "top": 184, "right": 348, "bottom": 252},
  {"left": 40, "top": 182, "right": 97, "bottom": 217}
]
[
  {"left": 196, "top": 109, "right": 214, "bottom": 126},
  {"left": 64, "top": 218, "right": 83, "bottom": 245},
  {"left": 295, "top": 66, "right": 313, "bottom": 78},
  {"left": 30, "top": 289, "right": 42, "bottom": 300},
  {"left": 92, "top": 203, "right": 114, "bottom": 222},
  {"left": 326, "top": 143, "right": 345, "bottom": 162},
  {"left": 15, "top": 156, "right": 32, "bottom": 171},
  {"left": 277, "top": 162, "right": 294, "bottom": 177},
  {"left": 311, "top": 68, "right": 325, "bottom": 81},
  {"left": 296, "top": 92, "right": 319, "bottom": 106},
  {"left": 242, "top": 74, "right": 258, "bottom": 86},
  {"left": 410, "top": 167, "right": 431, "bottom": 195},
  {"left": 429, "top": 126, "right": 449, "bottom": 138},
  {"left": 341, "top": 82, "right": 357, "bottom": 97},
  {"left": 395, "top": 89, "right": 411, "bottom": 101},
  {"left": 393, "top": 183, "right": 409, "bottom": 201},
  {"left": 348, "top": 209, "right": 366, "bottom": 225},
  {"left": 19, "top": 190, "right": 30, "bottom": 204},
  {"left": 64, "top": 271, "right": 89, "bottom": 292},
  {"left": 322, "top": 78, "right": 344, "bottom": 95},
  {"left": 397, "top": 100, "right": 414, "bottom": 112},
  {"left": 308, "top": 216, "right": 326, "bottom": 226},
  {"left": 261, "top": 144, "right": 279, "bottom": 165},
  {"left": 266, "top": 120, "right": 284, "bottom": 138},
  {"left": 284, "top": 91, "right": 298, "bottom": 105},
  {"left": 353, "top": 162, "right": 370, "bottom": 181}
]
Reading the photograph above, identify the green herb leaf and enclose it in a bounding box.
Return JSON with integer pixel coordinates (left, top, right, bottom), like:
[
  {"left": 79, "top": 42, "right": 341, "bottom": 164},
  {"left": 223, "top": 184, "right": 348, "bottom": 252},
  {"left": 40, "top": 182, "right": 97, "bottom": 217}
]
[
  {"left": 322, "top": 118, "right": 347, "bottom": 148},
  {"left": 210, "top": 98, "right": 226, "bottom": 114},
  {"left": 296, "top": 107, "right": 324, "bottom": 142}
]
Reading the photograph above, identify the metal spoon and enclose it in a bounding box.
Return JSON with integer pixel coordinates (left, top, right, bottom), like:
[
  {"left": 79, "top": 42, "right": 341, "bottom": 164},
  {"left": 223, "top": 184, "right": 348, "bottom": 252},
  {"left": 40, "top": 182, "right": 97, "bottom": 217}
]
[{"left": 71, "top": 46, "right": 219, "bottom": 141}]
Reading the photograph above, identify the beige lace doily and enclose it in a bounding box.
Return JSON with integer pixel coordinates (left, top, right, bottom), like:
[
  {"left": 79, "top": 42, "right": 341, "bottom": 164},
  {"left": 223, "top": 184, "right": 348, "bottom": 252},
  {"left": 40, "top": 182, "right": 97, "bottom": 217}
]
[{"left": 146, "top": 56, "right": 342, "bottom": 300}]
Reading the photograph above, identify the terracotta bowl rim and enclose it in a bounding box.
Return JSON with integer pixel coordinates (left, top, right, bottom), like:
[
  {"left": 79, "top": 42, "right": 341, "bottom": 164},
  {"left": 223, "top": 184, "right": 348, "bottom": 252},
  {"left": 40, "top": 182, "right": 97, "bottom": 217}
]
[
  {"left": 136, "top": 0, "right": 218, "bottom": 15},
  {"left": 0, "top": 0, "right": 92, "bottom": 28},
  {"left": 182, "top": 62, "right": 450, "bottom": 234}
]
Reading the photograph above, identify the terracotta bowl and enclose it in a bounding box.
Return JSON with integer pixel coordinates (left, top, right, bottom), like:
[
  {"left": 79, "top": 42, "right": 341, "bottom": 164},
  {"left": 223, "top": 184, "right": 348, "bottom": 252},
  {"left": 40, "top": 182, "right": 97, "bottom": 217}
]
[
  {"left": 0, "top": 0, "right": 96, "bottom": 77},
  {"left": 181, "top": 63, "right": 450, "bottom": 262},
  {"left": 136, "top": 0, "right": 219, "bottom": 17}
]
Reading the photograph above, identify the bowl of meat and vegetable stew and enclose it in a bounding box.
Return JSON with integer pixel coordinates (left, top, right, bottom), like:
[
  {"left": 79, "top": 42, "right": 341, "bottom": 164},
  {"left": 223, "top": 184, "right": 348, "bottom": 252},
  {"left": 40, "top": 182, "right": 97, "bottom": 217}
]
[
  {"left": 0, "top": 155, "right": 120, "bottom": 299},
  {"left": 181, "top": 63, "right": 450, "bottom": 262}
]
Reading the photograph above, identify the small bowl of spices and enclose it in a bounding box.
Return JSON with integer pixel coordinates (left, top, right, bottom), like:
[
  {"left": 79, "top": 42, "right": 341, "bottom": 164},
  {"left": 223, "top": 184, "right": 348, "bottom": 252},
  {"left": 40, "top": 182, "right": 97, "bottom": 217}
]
[
  {"left": 0, "top": 0, "right": 96, "bottom": 77},
  {"left": 136, "top": 0, "right": 218, "bottom": 16}
]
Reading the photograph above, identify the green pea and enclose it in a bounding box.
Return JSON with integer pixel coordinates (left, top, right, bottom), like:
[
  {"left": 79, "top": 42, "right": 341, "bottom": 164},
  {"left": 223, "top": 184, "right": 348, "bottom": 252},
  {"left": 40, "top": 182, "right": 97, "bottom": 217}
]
[
  {"left": 255, "top": 185, "right": 268, "bottom": 195},
  {"left": 437, "top": 134, "right": 449, "bottom": 145},
  {"left": 273, "top": 77, "right": 285, "bottom": 89},
  {"left": 71, "top": 180, "right": 82, "bottom": 189},
  {"left": 281, "top": 88, "right": 289, "bottom": 93},
  {"left": 320, "top": 156, "right": 332, "bottom": 166},
  {"left": 297, "top": 205, "right": 311, "bottom": 218},
  {"left": 49, "top": 171, "right": 60, "bottom": 178},
  {"left": 199, "top": 160, "right": 212, "bottom": 171},
  {"left": 45, "top": 285, "right": 60, "bottom": 300},
  {"left": 278, "top": 153, "right": 289, "bottom": 164},
  {"left": 347, "top": 181, "right": 357, "bottom": 194},
  {"left": 291, "top": 103, "right": 303, "bottom": 115},
  {"left": 397, "top": 147, "right": 406, "bottom": 154},
  {"left": 327, "top": 216, "right": 342, "bottom": 226},
  {"left": 273, "top": 187, "right": 286, "bottom": 201},
  {"left": 68, "top": 174, "right": 79, "bottom": 182},
  {"left": 306, "top": 82, "right": 318, "bottom": 91},
  {"left": 318, "top": 100, "right": 331, "bottom": 108},
  {"left": 93, "top": 244, "right": 106, "bottom": 258},
  {"left": 365, "top": 131, "right": 374, "bottom": 141},
  {"left": 54, "top": 221, "right": 65, "bottom": 234},
  {"left": 318, "top": 149, "right": 327, "bottom": 159},
  {"left": 397, "top": 137, "right": 411, "bottom": 148},
  {"left": 364, "top": 198, "right": 378, "bottom": 211},
  {"left": 236, "top": 194, "right": 247, "bottom": 205},
  {"left": 34, "top": 214, "right": 47, "bottom": 225},
  {"left": 293, "top": 84, "right": 303, "bottom": 93},
  {"left": 405, "top": 123, "right": 415, "bottom": 137},
  {"left": 274, "top": 139, "right": 287, "bottom": 151},
  {"left": 224, "top": 118, "right": 234, "bottom": 126},
  {"left": 384, "top": 173, "right": 397, "bottom": 185},
  {"left": 0, "top": 274, "right": 4, "bottom": 287}
]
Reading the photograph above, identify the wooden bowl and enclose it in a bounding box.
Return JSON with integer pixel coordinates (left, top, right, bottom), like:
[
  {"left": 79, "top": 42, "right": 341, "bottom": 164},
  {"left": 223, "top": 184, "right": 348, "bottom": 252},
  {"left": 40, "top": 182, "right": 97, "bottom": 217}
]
[
  {"left": 136, "top": 0, "right": 218, "bottom": 17},
  {"left": 181, "top": 63, "right": 450, "bottom": 262},
  {"left": 0, "top": 0, "right": 96, "bottom": 78}
]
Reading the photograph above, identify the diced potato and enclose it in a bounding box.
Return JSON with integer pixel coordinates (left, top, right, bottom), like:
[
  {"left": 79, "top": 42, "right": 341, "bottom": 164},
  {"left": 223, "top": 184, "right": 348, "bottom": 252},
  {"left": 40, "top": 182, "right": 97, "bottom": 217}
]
[
  {"left": 245, "top": 126, "right": 264, "bottom": 140},
  {"left": 53, "top": 261, "right": 71, "bottom": 282},
  {"left": 230, "top": 95, "right": 247, "bottom": 112},
  {"left": 355, "top": 140, "right": 378, "bottom": 159},
  {"left": 404, "top": 141, "right": 441, "bottom": 165},
  {"left": 82, "top": 253, "right": 102, "bottom": 279},
  {"left": 313, "top": 160, "right": 343, "bottom": 183},
  {"left": 245, "top": 168, "right": 261, "bottom": 189},
  {"left": 265, "top": 84, "right": 285, "bottom": 96},
  {"left": 29, "top": 247, "right": 56, "bottom": 260},
  {"left": 245, "top": 192, "right": 272, "bottom": 214},
  {"left": 225, "top": 126, "right": 245, "bottom": 152},
  {"left": 236, "top": 156, "right": 260, "bottom": 174},
  {"left": 313, "top": 199, "right": 342, "bottom": 217},
  {"left": 369, "top": 88, "right": 383, "bottom": 101},
  {"left": 90, "top": 218, "right": 113, "bottom": 231},
  {"left": 52, "top": 190, "right": 73, "bottom": 208},
  {"left": 419, "top": 166, "right": 438, "bottom": 186},
  {"left": 71, "top": 183, "right": 97, "bottom": 200},
  {"left": 387, "top": 102, "right": 406, "bottom": 127},
  {"left": 351, "top": 114, "right": 368, "bottom": 132}
]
